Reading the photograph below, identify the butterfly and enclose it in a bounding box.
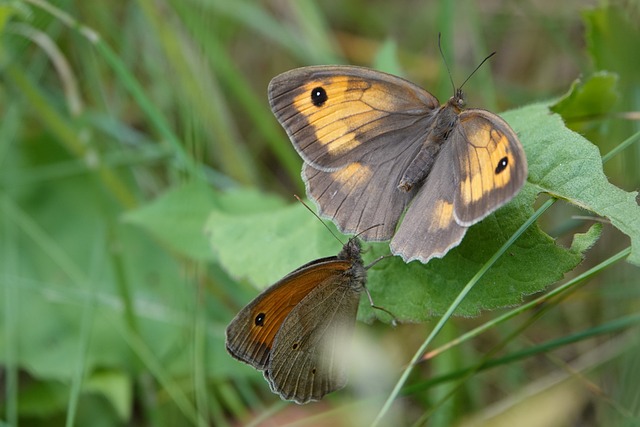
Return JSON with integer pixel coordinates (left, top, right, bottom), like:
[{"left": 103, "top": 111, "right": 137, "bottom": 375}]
[
  {"left": 268, "top": 64, "right": 527, "bottom": 263},
  {"left": 226, "top": 238, "right": 368, "bottom": 404}
]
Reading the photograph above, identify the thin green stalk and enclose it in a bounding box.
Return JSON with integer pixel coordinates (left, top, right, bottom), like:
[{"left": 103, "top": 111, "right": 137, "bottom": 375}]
[
  {"left": 26, "top": 0, "right": 202, "bottom": 180},
  {"left": 108, "top": 225, "right": 138, "bottom": 335},
  {"left": 5, "top": 64, "right": 137, "bottom": 208},
  {"left": 424, "top": 246, "right": 631, "bottom": 361},
  {"left": 2, "top": 195, "right": 18, "bottom": 427},
  {"left": 602, "top": 128, "right": 640, "bottom": 163},
  {"left": 65, "top": 233, "right": 103, "bottom": 427},
  {"left": 372, "top": 198, "right": 556, "bottom": 426},
  {"left": 172, "top": 2, "right": 302, "bottom": 187},
  {"left": 193, "top": 268, "right": 216, "bottom": 427},
  {"left": 405, "top": 246, "right": 631, "bottom": 426},
  {"left": 118, "top": 318, "right": 205, "bottom": 425},
  {"left": 137, "top": 0, "right": 256, "bottom": 186},
  {"left": 407, "top": 313, "right": 640, "bottom": 395}
]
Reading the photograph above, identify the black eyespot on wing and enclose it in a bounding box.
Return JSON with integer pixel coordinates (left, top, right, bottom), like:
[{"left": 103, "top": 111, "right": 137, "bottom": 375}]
[
  {"left": 495, "top": 156, "right": 508, "bottom": 174},
  {"left": 255, "top": 313, "right": 266, "bottom": 326},
  {"left": 311, "top": 368, "right": 317, "bottom": 375},
  {"left": 292, "top": 342, "right": 299, "bottom": 350},
  {"left": 311, "top": 87, "right": 328, "bottom": 107}
]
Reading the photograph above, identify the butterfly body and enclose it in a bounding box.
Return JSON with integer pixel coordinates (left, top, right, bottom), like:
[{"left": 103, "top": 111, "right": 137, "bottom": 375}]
[
  {"left": 225, "top": 239, "right": 365, "bottom": 403},
  {"left": 398, "top": 92, "right": 464, "bottom": 192},
  {"left": 269, "top": 66, "right": 527, "bottom": 263}
]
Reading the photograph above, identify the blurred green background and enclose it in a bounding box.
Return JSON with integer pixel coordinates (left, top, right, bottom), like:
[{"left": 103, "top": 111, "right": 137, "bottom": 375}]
[{"left": 1, "top": 0, "right": 639, "bottom": 426}]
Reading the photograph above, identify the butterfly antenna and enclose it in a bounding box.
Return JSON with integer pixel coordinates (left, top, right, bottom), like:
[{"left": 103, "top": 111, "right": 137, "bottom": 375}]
[
  {"left": 459, "top": 51, "right": 496, "bottom": 90},
  {"left": 354, "top": 223, "right": 384, "bottom": 241},
  {"left": 438, "top": 33, "right": 456, "bottom": 96},
  {"left": 294, "top": 195, "right": 344, "bottom": 245}
]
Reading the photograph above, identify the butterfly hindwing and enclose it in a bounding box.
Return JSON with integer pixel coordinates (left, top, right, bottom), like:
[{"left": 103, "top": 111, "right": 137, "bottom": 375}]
[
  {"left": 266, "top": 271, "right": 362, "bottom": 403},
  {"left": 452, "top": 109, "right": 528, "bottom": 226},
  {"left": 390, "top": 143, "right": 467, "bottom": 263}
]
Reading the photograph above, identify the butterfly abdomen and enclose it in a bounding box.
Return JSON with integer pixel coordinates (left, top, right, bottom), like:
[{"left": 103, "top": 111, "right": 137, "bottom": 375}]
[
  {"left": 398, "top": 100, "right": 461, "bottom": 192},
  {"left": 398, "top": 142, "right": 442, "bottom": 191}
]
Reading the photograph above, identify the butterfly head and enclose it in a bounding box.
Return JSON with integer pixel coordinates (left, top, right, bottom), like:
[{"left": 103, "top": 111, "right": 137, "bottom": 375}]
[
  {"left": 339, "top": 238, "right": 362, "bottom": 262},
  {"left": 453, "top": 88, "right": 466, "bottom": 109}
]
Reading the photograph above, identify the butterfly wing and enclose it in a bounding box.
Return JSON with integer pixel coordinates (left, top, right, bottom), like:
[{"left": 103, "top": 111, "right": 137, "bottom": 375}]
[
  {"left": 302, "top": 158, "right": 420, "bottom": 240},
  {"left": 269, "top": 66, "right": 440, "bottom": 240},
  {"left": 265, "top": 270, "right": 363, "bottom": 404},
  {"left": 225, "top": 259, "right": 350, "bottom": 370},
  {"left": 389, "top": 143, "right": 467, "bottom": 263},
  {"left": 390, "top": 109, "right": 528, "bottom": 263},
  {"left": 452, "top": 109, "right": 528, "bottom": 225}
]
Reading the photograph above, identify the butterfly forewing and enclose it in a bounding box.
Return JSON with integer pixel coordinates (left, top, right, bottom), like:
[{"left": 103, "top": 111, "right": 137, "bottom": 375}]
[
  {"left": 269, "top": 66, "right": 439, "bottom": 171},
  {"left": 225, "top": 259, "right": 352, "bottom": 369}
]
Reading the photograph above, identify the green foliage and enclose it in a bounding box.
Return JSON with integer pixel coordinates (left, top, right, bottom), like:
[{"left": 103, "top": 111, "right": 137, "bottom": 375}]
[
  {"left": 1, "top": 1, "right": 639, "bottom": 426},
  {"left": 507, "top": 102, "right": 640, "bottom": 264},
  {"left": 124, "top": 181, "right": 220, "bottom": 261},
  {"left": 551, "top": 72, "right": 619, "bottom": 124}
]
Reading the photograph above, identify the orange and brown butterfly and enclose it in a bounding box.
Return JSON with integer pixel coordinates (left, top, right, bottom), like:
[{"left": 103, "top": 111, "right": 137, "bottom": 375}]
[
  {"left": 225, "top": 237, "right": 369, "bottom": 404},
  {"left": 268, "top": 54, "right": 527, "bottom": 263}
]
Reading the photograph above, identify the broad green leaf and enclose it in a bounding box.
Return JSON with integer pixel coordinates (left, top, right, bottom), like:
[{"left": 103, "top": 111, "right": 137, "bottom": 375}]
[
  {"left": 123, "top": 181, "right": 219, "bottom": 261},
  {"left": 124, "top": 182, "right": 288, "bottom": 261},
  {"left": 206, "top": 183, "right": 583, "bottom": 321},
  {"left": 551, "top": 72, "right": 619, "bottom": 127},
  {"left": 205, "top": 195, "right": 342, "bottom": 287},
  {"left": 503, "top": 102, "right": 640, "bottom": 265}
]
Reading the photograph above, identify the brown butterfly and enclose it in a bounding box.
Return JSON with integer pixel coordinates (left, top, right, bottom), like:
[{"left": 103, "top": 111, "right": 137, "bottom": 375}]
[
  {"left": 225, "top": 238, "right": 369, "bottom": 404},
  {"left": 268, "top": 62, "right": 527, "bottom": 263}
]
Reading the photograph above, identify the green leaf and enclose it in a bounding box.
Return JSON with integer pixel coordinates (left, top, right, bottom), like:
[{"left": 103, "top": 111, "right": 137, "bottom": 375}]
[
  {"left": 550, "top": 72, "right": 619, "bottom": 125},
  {"left": 570, "top": 223, "right": 603, "bottom": 254},
  {"left": 503, "top": 102, "right": 640, "bottom": 265},
  {"left": 206, "top": 183, "right": 583, "bottom": 321},
  {"left": 367, "top": 184, "right": 584, "bottom": 320},
  {"left": 205, "top": 194, "right": 342, "bottom": 287},
  {"left": 84, "top": 370, "right": 132, "bottom": 421},
  {"left": 124, "top": 182, "right": 289, "bottom": 262},
  {"left": 123, "top": 181, "right": 219, "bottom": 261}
]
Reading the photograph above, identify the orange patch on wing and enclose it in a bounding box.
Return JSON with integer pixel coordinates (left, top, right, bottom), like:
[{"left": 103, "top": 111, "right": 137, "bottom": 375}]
[
  {"left": 459, "top": 125, "right": 514, "bottom": 204},
  {"left": 330, "top": 163, "right": 372, "bottom": 192},
  {"left": 292, "top": 79, "right": 384, "bottom": 155},
  {"left": 432, "top": 199, "right": 454, "bottom": 230}
]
